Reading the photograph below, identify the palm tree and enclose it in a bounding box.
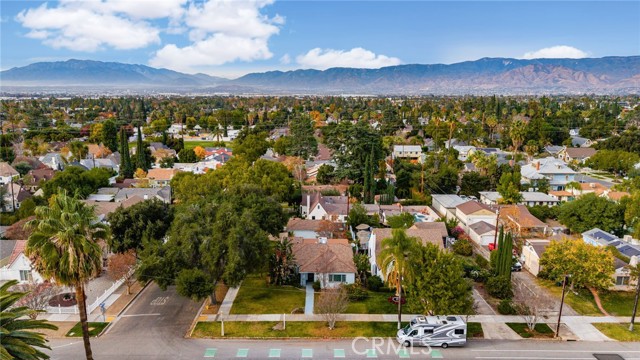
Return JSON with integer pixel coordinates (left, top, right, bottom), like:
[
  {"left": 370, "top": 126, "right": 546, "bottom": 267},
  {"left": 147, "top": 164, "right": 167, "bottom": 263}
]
[
  {"left": 1, "top": 280, "right": 58, "bottom": 360},
  {"left": 509, "top": 118, "right": 527, "bottom": 160},
  {"left": 378, "top": 229, "right": 419, "bottom": 329},
  {"left": 25, "top": 190, "right": 107, "bottom": 360}
]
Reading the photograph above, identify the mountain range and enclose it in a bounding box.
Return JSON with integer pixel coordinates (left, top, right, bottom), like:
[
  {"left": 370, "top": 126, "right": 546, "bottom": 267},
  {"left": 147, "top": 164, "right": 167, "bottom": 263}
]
[{"left": 1, "top": 57, "right": 639, "bottom": 94}]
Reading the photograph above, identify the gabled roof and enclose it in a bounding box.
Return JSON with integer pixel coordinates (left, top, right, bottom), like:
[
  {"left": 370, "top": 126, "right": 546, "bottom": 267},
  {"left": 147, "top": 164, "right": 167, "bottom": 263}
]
[
  {"left": 7, "top": 240, "right": 27, "bottom": 267},
  {"left": 0, "top": 162, "right": 19, "bottom": 177},
  {"left": 469, "top": 221, "right": 495, "bottom": 235},
  {"left": 582, "top": 228, "right": 618, "bottom": 244},
  {"left": 372, "top": 225, "right": 445, "bottom": 259},
  {"left": 411, "top": 222, "right": 448, "bottom": 238},
  {"left": 564, "top": 147, "right": 597, "bottom": 159},
  {"left": 291, "top": 238, "right": 356, "bottom": 273},
  {"left": 456, "top": 200, "right": 494, "bottom": 215},
  {"left": 147, "top": 168, "right": 180, "bottom": 181},
  {"left": 286, "top": 218, "right": 342, "bottom": 233}
]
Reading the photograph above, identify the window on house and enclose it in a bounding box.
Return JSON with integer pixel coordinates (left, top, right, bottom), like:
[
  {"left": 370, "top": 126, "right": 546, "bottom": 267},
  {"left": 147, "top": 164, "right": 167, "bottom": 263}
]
[
  {"left": 19, "top": 270, "right": 31, "bottom": 282},
  {"left": 616, "top": 276, "right": 630, "bottom": 286},
  {"left": 329, "top": 274, "right": 346, "bottom": 282}
]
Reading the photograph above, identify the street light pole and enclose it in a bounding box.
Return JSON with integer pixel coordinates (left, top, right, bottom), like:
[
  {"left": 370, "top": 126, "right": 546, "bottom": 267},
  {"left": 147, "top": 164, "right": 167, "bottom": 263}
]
[
  {"left": 492, "top": 206, "right": 501, "bottom": 248},
  {"left": 555, "top": 274, "right": 570, "bottom": 338}
]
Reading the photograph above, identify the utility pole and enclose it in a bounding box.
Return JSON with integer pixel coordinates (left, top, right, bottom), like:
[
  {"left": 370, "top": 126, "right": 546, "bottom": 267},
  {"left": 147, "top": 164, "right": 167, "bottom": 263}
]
[
  {"left": 630, "top": 269, "right": 640, "bottom": 331},
  {"left": 492, "top": 206, "right": 501, "bottom": 248},
  {"left": 555, "top": 274, "right": 570, "bottom": 338}
]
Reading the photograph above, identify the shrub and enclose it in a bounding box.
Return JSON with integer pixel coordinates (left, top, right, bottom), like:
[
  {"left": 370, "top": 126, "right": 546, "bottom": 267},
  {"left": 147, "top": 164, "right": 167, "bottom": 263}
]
[
  {"left": 486, "top": 275, "right": 513, "bottom": 299},
  {"left": 470, "top": 269, "right": 490, "bottom": 283},
  {"left": 451, "top": 226, "right": 465, "bottom": 239},
  {"left": 475, "top": 254, "right": 489, "bottom": 269},
  {"left": 342, "top": 283, "right": 368, "bottom": 301},
  {"left": 453, "top": 238, "right": 473, "bottom": 256},
  {"left": 312, "top": 280, "right": 321, "bottom": 292},
  {"left": 379, "top": 286, "right": 393, "bottom": 293},
  {"left": 366, "top": 276, "right": 384, "bottom": 292},
  {"left": 462, "top": 263, "right": 480, "bottom": 278},
  {"left": 498, "top": 299, "right": 517, "bottom": 315}
]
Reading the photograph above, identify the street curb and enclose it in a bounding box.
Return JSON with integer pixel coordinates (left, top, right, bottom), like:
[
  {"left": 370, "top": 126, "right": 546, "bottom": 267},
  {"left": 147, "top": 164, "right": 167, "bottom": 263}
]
[
  {"left": 186, "top": 297, "right": 209, "bottom": 338},
  {"left": 114, "top": 280, "right": 151, "bottom": 318}
]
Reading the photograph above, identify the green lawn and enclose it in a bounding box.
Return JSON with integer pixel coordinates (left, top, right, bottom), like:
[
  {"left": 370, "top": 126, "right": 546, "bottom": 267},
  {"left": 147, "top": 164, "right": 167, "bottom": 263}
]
[
  {"left": 539, "top": 279, "right": 636, "bottom": 316},
  {"left": 66, "top": 322, "right": 109, "bottom": 337},
  {"left": 183, "top": 140, "right": 223, "bottom": 151},
  {"left": 592, "top": 323, "right": 640, "bottom": 341},
  {"left": 192, "top": 321, "right": 398, "bottom": 338},
  {"left": 344, "top": 291, "right": 398, "bottom": 314},
  {"left": 467, "top": 322, "right": 484, "bottom": 338},
  {"left": 506, "top": 323, "right": 554, "bottom": 338},
  {"left": 230, "top": 275, "right": 305, "bottom": 314}
]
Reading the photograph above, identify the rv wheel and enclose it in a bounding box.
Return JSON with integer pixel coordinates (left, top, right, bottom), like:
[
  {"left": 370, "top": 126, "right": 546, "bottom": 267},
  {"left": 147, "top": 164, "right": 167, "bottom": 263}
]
[
  {"left": 403, "top": 341, "right": 411, "bottom": 347},
  {"left": 441, "top": 343, "right": 448, "bottom": 349}
]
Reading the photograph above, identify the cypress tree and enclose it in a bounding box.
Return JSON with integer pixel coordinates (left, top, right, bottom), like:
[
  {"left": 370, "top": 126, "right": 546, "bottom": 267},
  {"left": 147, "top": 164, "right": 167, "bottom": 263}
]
[
  {"left": 363, "top": 154, "right": 371, "bottom": 203},
  {"left": 368, "top": 147, "right": 376, "bottom": 203},
  {"left": 135, "top": 124, "right": 148, "bottom": 171},
  {"left": 119, "top": 127, "right": 133, "bottom": 178}
]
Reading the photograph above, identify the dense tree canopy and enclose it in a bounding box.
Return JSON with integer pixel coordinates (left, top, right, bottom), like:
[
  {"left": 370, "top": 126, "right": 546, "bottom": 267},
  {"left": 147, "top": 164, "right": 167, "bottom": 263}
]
[
  {"left": 42, "top": 166, "right": 112, "bottom": 199},
  {"left": 557, "top": 193, "right": 626, "bottom": 236},
  {"left": 107, "top": 199, "right": 174, "bottom": 254}
]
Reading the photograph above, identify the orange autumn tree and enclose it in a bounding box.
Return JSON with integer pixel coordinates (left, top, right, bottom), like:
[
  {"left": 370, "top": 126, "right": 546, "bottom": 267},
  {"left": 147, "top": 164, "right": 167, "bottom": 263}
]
[{"left": 193, "top": 146, "right": 206, "bottom": 160}]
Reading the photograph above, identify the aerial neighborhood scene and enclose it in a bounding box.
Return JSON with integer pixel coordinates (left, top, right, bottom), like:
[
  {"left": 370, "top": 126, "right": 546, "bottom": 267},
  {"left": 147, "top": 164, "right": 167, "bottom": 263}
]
[{"left": 0, "top": 1, "right": 639, "bottom": 359}]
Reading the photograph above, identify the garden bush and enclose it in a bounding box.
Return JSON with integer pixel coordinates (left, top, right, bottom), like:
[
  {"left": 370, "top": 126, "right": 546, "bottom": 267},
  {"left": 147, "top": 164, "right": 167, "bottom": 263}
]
[
  {"left": 312, "top": 280, "right": 321, "bottom": 292},
  {"left": 366, "top": 276, "right": 384, "bottom": 292},
  {"left": 486, "top": 275, "right": 513, "bottom": 299},
  {"left": 498, "top": 299, "right": 517, "bottom": 315},
  {"left": 453, "top": 238, "right": 473, "bottom": 256},
  {"left": 342, "top": 283, "right": 368, "bottom": 301},
  {"left": 475, "top": 254, "right": 489, "bottom": 269}
]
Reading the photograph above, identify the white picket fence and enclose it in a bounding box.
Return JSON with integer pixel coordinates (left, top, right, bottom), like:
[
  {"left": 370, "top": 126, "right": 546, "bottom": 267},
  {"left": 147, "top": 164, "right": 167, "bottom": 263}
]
[{"left": 45, "top": 268, "right": 134, "bottom": 315}]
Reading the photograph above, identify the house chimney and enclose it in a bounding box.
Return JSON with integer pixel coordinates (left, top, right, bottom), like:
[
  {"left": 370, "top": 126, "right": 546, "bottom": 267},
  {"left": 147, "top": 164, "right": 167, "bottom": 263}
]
[
  {"left": 536, "top": 161, "right": 540, "bottom": 171},
  {"left": 307, "top": 194, "right": 311, "bottom": 214}
]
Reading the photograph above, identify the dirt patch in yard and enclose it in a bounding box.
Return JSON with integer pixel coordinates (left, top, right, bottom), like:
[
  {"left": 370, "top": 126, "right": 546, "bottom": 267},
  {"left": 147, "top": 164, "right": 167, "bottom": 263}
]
[{"left": 201, "top": 283, "right": 229, "bottom": 315}]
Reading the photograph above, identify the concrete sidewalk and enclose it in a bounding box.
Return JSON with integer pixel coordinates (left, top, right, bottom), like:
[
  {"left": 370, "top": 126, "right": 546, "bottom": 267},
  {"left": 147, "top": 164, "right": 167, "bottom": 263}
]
[
  {"left": 304, "top": 284, "right": 314, "bottom": 315},
  {"left": 218, "top": 285, "right": 240, "bottom": 316}
]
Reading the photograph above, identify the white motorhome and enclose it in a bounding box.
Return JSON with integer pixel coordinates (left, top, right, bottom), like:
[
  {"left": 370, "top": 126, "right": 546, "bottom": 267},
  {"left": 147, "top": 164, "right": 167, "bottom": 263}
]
[{"left": 396, "top": 315, "right": 467, "bottom": 348}]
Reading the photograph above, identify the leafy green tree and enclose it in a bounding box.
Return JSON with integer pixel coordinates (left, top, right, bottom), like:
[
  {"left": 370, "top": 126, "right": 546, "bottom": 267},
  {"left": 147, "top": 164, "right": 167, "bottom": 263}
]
[
  {"left": 586, "top": 150, "right": 640, "bottom": 176},
  {"left": 557, "top": 193, "right": 625, "bottom": 236},
  {"left": 118, "top": 127, "right": 134, "bottom": 179},
  {"left": 625, "top": 192, "right": 640, "bottom": 239},
  {"left": 13, "top": 162, "right": 32, "bottom": 177},
  {"left": 273, "top": 136, "right": 293, "bottom": 156},
  {"left": 490, "top": 228, "right": 513, "bottom": 278},
  {"left": 69, "top": 141, "right": 89, "bottom": 162},
  {"left": 497, "top": 167, "right": 523, "bottom": 204},
  {"left": 460, "top": 171, "right": 491, "bottom": 198},
  {"left": 288, "top": 117, "right": 318, "bottom": 160},
  {"left": 540, "top": 239, "right": 614, "bottom": 291},
  {"left": 25, "top": 190, "right": 107, "bottom": 360},
  {"left": 42, "top": 166, "right": 112, "bottom": 199},
  {"left": 175, "top": 268, "right": 214, "bottom": 301},
  {"left": 316, "top": 164, "right": 335, "bottom": 184},
  {"left": 178, "top": 148, "right": 197, "bottom": 163},
  {"left": 407, "top": 244, "right": 473, "bottom": 316},
  {"left": 387, "top": 212, "right": 415, "bottom": 229},
  {"left": 0, "top": 280, "right": 58, "bottom": 360},
  {"left": 269, "top": 238, "right": 297, "bottom": 286},
  {"left": 159, "top": 156, "right": 176, "bottom": 168},
  {"left": 101, "top": 119, "right": 118, "bottom": 152},
  {"left": 107, "top": 199, "right": 173, "bottom": 254},
  {"left": 379, "top": 229, "right": 419, "bottom": 329},
  {"left": 233, "top": 131, "right": 270, "bottom": 163},
  {"left": 425, "top": 165, "right": 460, "bottom": 194},
  {"left": 347, "top": 203, "right": 376, "bottom": 229},
  {"left": 134, "top": 125, "right": 151, "bottom": 171}
]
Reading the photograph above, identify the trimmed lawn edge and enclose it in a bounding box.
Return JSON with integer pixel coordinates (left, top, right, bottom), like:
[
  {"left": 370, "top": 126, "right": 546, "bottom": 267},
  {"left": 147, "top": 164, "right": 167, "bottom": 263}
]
[
  {"left": 506, "top": 323, "right": 554, "bottom": 339},
  {"left": 65, "top": 322, "right": 110, "bottom": 337},
  {"left": 593, "top": 323, "right": 640, "bottom": 341},
  {"left": 192, "top": 321, "right": 398, "bottom": 339},
  {"left": 467, "top": 322, "right": 484, "bottom": 338}
]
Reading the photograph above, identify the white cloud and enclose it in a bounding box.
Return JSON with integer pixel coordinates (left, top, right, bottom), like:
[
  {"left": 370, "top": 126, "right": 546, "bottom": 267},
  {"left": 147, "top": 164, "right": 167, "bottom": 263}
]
[
  {"left": 150, "top": 0, "right": 284, "bottom": 73},
  {"left": 280, "top": 54, "right": 291, "bottom": 65},
  {"left": 296, "top": 47, "right": 402, "bottom": 70},
  {"left": 14, "top": 0, "right": 183, "bottom": 51},
  {"left": 522, "top": 45, "right": 589, "bottom": 59}
]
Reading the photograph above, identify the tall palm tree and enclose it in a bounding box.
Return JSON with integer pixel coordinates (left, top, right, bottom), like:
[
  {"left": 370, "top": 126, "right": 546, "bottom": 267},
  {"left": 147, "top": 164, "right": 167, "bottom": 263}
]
[
  {"left": 509, "top": 118, "right": 527, "bottom": 161},
  {"left": 1, "top": 280, "right": 58, "bottom": 360},
  {"left": 25, "top": 190, "right": 107, "bottom": 360},
  {"left": 378, "top": 229, "right": 419, "bottom": 329}
]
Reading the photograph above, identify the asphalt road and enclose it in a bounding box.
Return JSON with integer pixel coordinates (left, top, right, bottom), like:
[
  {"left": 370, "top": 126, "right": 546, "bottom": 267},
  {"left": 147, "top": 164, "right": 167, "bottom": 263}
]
[{"left": 47, "top": 284, "right": 640, "bottom": 360}]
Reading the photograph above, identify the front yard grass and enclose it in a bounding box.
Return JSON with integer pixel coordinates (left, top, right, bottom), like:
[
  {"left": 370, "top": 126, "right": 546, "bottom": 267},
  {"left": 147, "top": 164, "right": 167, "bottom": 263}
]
[
  {"left": 192, "top": 321, "right": 398, "bottom": 338},
  {"left": 592, "top": 323, "right": 640, "bottom": 341},
  {"left": 345, "top": 291, "right": 398, "bottom": 314},
  {"left": 538, "top": 279, "right": 636, "bottom": 316},
  {"left": 230, "top": 275, "right": 305, "bottom": 314},
  {"left": 467, "top": 322, "right": 484, "bottom": 338},
  {"left": 65, "top": 322, "right": 109, "bottom": 337},
  {"left": 506, "top": 323, "right": 554, "bottom": 338}
]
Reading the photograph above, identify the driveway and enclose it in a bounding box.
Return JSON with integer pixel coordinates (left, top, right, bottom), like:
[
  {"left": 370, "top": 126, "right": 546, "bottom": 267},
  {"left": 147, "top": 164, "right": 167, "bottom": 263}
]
[{"left": 512, "top": 271, "right": 578, "bottom": 316}]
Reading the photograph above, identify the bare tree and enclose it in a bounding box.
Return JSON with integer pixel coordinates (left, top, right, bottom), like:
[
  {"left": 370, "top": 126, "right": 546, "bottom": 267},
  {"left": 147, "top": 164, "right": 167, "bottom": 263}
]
[
  {"left": 107, "top": 250, "right": 137, "bottom": 295},
  {"left": 513, "top": 281, "right": 551, "bottom": 332},
  {"left": 14, "top": 281, "right": 61, "bottom": 319},
  {"left": 315, "top": 287, "right": 349, "bottom": 330}
]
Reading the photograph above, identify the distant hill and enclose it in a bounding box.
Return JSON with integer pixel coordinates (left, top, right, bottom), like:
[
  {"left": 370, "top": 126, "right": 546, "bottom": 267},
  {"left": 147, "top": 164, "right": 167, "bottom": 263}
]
[
  {"left": 0, "top": 59, "right": 228, "bottom": 87},
  {"left": 1, "top": 56, "right": 639, "bottom": 94}
]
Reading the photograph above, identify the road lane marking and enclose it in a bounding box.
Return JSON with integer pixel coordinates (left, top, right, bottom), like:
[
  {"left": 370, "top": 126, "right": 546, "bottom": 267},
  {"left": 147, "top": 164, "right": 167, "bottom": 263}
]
[
  {"left": 269, "top": 349, "right": 281, "bottom": 358},
  {"left": 397, "top": 348, "right": 410, "bottom": 358},
  {"left": 236, "top": 349, "right": 249, "bottom": 358},
  {"left": 204, "top": 348, "right": 217, "bottom": 358},
  {"left": 431, "top": 350, "right": 443, "bottom": 358},
  {"left": 51, "top": 342, "right": 80, "bottom": 349},
  {"left": 366, "top": 348, "right": 377, "bottom": 358},
  {"left": 302, "top": 349, "right": 313, "bottom": 358},
  {"left": 334, "top": 349, "right": 345, "bottom": 358},
  {"left": 121, "top": 313, "right": 162, "bottom": 317},
  {"left": 150, "top": 296, "right": 169, "bottom": 305}
]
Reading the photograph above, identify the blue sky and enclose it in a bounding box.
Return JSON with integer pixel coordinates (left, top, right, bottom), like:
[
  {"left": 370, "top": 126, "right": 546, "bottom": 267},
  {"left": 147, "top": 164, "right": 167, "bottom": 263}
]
[{"left": 1, "top": 1, "right": 639, "bottom": 78}]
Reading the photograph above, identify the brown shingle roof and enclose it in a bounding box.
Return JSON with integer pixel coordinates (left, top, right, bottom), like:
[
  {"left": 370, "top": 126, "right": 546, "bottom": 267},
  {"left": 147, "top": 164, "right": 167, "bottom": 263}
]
[
  {"left": 565, "top": 147, "right": 597, "bottom": 159},
  {"left": 0, "top": 162, "right": 19, "bottom": 177},
  {"left": 286, "top": 218, "right": 342, "bottom": 232},
  {"left": 411, "top": 222, "right": 448, "bottom": 238},
  {"left": 372, "top": 225, "right": 445, "bottom": 259},
  {"left": 147, "top": 168, "right": 180, "bottom": 181},
  {"left": 292, "top": 238, "right": 356, "bottom": 273},
  {"left": 456, "top": 200, "right": 493, "bottom": 215}
]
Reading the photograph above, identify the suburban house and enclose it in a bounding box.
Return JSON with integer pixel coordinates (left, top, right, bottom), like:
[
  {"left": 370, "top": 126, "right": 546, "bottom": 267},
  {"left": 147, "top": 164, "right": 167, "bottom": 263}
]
[
  {"left": 582, "top": 228, "right": 620, "bottom": 247},
  {"left": 392, "top": 145, "right": 422, "bottom": 160},
  {"left": 300, "top": 193, "right": 349, "bottom": 223},
  {"left": 468, "top": 221, "right": 496, "bottom": 246},
  {"left": 369, "top": 225, "right": 445, "bottom": 277},
  {"left": 570, "top": 136, "right": 593, "bottom": 148},
  {"left": 431, "top": 194, "right": 467, "bottom": 220},
  {"left": 455, "top": 201, "right": 497, "bottom": 230},
  {"left": 521, "top": 157, "right": 577, "bottom": 191},
  {"left": 87, "top": 186, "right": 171, "bottom": 204},
  {"left": 521, "top": 239, "right": 551, "bottom": 276},
  {"left": 570, "top": 182, "right": 609, "bottom": 196},
  {"left": 2, "top": 183, "right": 32, "bottom": 212},
  {"left": 0, "top": 240, "right": 44, "bottom": 284},
  {"left": 612, "top": 257, "right": 638, "bottom": 291},
  {"left": 79, "top": 157, "right": 120, "bottom": 172},
  {"left": 453, "top": 145, "right": 476, "bottom": 161},
  {"left": 548, "top": 190, "right": 574, "bottom": 202},
  {"left": 601, "top": 191, "right": 631, "bottom": 202},
  {"left": 291, "top": 237, "right": 356, "bottom": 288},
  {"left": 479, "top": 191, "right": 560, "bottom": 207},
  {"left": 147, "top": 168, "right": 181, "bottom": 188},
  {"left": 286, "top": 218, "right": 344, "bottom": 239},
  {"left": 0, "top": 162, "right": 19, "bottom": 185},
  {"left": 500, "top": 205, "right": 548, "bottom": 235},
  {"left": 24, "top": 168, "right": 56, "bottom": 191},
  {"left": 39, "top": 153, "right": 65, "bottom": 170},
  {"left": 544, "top": 145, "right": 564, "bottom": 156},
  {"left": 84, "top": 196, "right": 146, "bottom": 222},
  {"left": 558, "top": 147, "right": 597, "bottom": 164}
]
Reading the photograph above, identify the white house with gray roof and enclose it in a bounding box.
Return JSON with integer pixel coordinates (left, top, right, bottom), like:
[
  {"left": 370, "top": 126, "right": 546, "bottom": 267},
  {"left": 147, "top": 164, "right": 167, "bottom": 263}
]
[{"left": 521, "top": 157, "right": 576, "bottom": 191}]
